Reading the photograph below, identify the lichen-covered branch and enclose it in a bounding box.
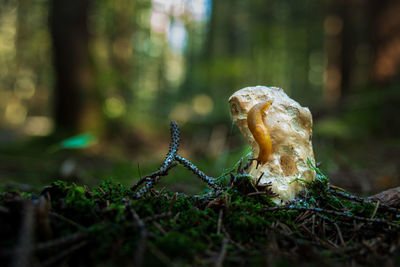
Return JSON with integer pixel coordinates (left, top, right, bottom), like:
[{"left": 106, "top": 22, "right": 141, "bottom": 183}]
[
  {"left": 174, "top": 155, "right": 223, "bottom": 193},
  {"left": 131, "top": 121, "right": 222, "bottom": 198}
]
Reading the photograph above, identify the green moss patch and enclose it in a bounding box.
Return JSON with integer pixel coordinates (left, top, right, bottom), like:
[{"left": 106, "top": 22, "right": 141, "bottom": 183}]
[{"left": 1, "top": 160, "right": 399, "bottom": 266}]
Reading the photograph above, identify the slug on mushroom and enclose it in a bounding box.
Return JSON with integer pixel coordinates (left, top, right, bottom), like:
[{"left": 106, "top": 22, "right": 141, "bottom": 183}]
[
  {"left": 247, "top": 101, "right": 273, "bottom": 165},
  {"left": 229, "top": 86, "right": 316, "bottom": 204}
]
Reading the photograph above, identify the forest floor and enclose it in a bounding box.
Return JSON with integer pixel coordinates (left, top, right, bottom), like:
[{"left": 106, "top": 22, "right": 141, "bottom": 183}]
[{"left": 1, "top": 122, "right": 400, "bottom": 266}]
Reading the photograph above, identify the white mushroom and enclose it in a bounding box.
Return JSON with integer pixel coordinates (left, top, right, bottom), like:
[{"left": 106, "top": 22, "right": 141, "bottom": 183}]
[{"left": 229, "top": 86, "right": 316, "bottom": 204}]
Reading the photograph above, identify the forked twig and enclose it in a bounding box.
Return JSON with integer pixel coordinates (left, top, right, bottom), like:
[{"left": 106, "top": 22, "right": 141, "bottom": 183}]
[
  {"left": 133, "top": 163, "right": 177, "bottom": 199},
  {"left": 131, "top": 121, "right": 180, "bottom": 193},
  {"left": 131, "top": 121, "right": 223, "bottom": 198}
]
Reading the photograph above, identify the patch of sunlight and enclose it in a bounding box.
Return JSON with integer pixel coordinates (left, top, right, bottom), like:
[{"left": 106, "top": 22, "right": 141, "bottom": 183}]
[
  {"left": 188, "top": 0, "right": 211, "bottom": 21},
  {"left": 93, "top": 39, "right": 109, "bottom": 62},
  {"left": 166, "top": 54, "right": 185, "bottom": 87},
  {"left": 168, "top": 20, "right": 187, "bottom": 53},
  {"left": 150, "top": 10, "right": 170, "bottom": 33},
  {"left": 138, "top": 7, "right": 151, "bottom": 29},
  {"left": 169, "top": 103, "right": 191, "bottom": 124},
  {"left": 5, "top": 100, "right": 27, "bottom": 125},
  {"left": 104, "top": 97, "right": 126, "bottom": 118},
  {"left": 14, "top": 76, "right": 36, "bottom": 99},
  {"left": 192, "top": 94, "right": 213, "bottom": 116},
  {"left": 23, "top": 116, "right": 53, "bottom": 136},
  {"left": 0, "top": 8, "right": 17, "bottom": 57}
]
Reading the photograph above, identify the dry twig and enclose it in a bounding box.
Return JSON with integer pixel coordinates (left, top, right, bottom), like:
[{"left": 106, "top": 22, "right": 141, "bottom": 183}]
[
  {"left": 130, "top": 208, "right": 148, "bottom": 267},
  {"left": 11, "top": 201, "right": 34, "bottom": 267},
  {"left": 214, "top": 238, "right": 229, "bottom": 267}
]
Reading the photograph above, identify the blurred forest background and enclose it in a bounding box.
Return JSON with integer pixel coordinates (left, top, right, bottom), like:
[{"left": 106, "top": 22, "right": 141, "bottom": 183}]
[{"left": 1, "top": 0, "right": 400, "bottom": 195}]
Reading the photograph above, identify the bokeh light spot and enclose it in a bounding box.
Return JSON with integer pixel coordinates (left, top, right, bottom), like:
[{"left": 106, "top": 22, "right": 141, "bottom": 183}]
[
  {"left": 192, "top": 94, "right": 213, "bottom": 116},
  {"left": 169, "top": 103, "right": 191, "bottom": 123},
  {"left": 14, "top": 77, "right": 36, "bottom": 99},
  {"left": 104, "top": 97, "right": 126, "bottom": 118},
  {"left": 324, "top": 15, "right": 343, "bottom": 36},
  {"left": 23, "top": 116, "right": 53, "bottom": 136},
  {"left": 5, "top": 100, "right": 27, "bottom": 125}
]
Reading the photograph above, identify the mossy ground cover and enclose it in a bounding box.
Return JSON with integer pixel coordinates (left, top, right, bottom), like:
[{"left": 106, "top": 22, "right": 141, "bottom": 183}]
[
  {"left": 1, "top": 123, "right": 400, "bottom": 266},
  {"left": 1, "top": 161, "right": 400, "bottom": 266}
]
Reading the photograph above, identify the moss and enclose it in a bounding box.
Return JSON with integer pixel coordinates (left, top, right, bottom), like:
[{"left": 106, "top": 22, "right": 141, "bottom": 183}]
[
  {"left": 155, "top": 231, "right": 208, "bottom": 259},
  {"left": 1, "top": 162, "right": 399, "bottom": 266}
]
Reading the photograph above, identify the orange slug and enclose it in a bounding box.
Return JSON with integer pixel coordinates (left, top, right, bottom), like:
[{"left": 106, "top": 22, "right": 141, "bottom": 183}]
[{"left": 247, "top": 101, "right": 273, "bottom": 165}]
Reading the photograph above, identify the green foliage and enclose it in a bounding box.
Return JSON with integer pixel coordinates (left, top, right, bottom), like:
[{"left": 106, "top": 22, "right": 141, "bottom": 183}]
[
  {"left": 93, "top": 179, "right": 131, "bottom": 201},
  {"left": 155, "top": 231, "right": 208, "bottom": 259}
]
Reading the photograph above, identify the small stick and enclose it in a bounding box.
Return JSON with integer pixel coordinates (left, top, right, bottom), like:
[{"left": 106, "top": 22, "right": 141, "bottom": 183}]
[
  {"left": 236, "top": 160, "right": 242, "bottom": 174},
  {"left": 11, "top": 200, "right": 34, "bottom": 267},
  {"left": 311, "top": 214, "right": 315, "bottom": 235},
  {"left": 173, "top": 212, "right": 180, "bottom": 223},
  {"left": 50, "top": 212, "right": 86, "bottom": 231},
  {"left": 255, "top": 172, "right": 264, "bottom": 186},
  {"left": 142, "top": 212, "right": 172, "bottom": 224},
  {"left": 371, "top": 200, "right": 380, "bottom": 219},
  {"left": 326, "top": 238, "right": 339, "bottom": 249},
  {"left": 242, "top": 158, "right": 254, "bottom": 172},
  {"left": 152, "top": 222, "right": 167, "bottom": 236},
  {"left": 130, "top": 208, "right": 148, "bottom": 267},
  {"left": 255, "top": 160, "right": 260, "bottom": 169},
  {"left": 334, "top": 223, "right": 346, "bottom": 247},
  {"left": 35, "top": 232, "right": 88, "bottom": 253},
  {"left": 146, "top": 242, "right": 174, "bottom": 266},
  {"left": 217, "top": 209, "right": 223, "bottom": 235},
  {"left": 41, "top": 241, "right": 87, "bottom": 267},
  {"left": 1, "top": 232, "right": 88, "bottom": 257},
  {"left": 330, "top": 188, "right": 400, "bottom": 214},
  {"left": 214, "top": 238, "right": 229, "bottom": 267},
  {"left": 264, "top": 206, "right": 398, "bottom": 226},
  {"left": 247, "top": 191, "right": 270, "bottom": 197},
  {"left": 222, "top": 227, "right": 245, "bottom": 251},
  {"left": 168, "top": 193, "right": 177, "bottom": 211}
]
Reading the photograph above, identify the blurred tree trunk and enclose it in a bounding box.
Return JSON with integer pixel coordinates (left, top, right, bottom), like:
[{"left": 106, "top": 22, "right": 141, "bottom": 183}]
[
  {"left": 369, "top": 0, "right": 400, "bottom": 83},
  {"left": 323, "top": 1, "right": 357, "bottom": 107},
  {"left": 109, "top": 1, "right": 134, "bottom": 95},
  {"left": 203, "top": 0, "right": 241, "bottom": 104},
  {"left": 50, "top": 0, "right": 103, "bottom": 134}
]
